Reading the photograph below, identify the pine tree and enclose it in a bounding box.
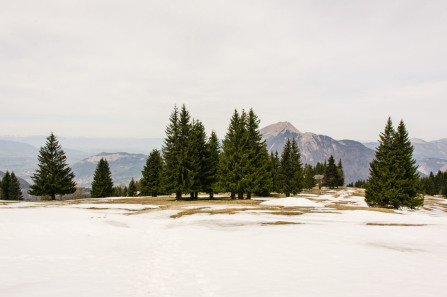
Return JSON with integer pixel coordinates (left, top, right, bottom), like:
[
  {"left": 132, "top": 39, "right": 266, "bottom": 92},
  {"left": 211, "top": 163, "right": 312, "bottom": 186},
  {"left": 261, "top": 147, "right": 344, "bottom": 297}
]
[
  {"left": 140, "top": 149, "right": 164, "bottom": 197},
  {"left": 1, "top": 171, "right": 11, "bottom": 200},
  {"left": 392, "top": 120, "right": 423, "bottom": 208},
  {"left": 303, "top": 164, "right": 316, "bottom": 190},
  {"left": 337, "top": 160, "right": 345, "bottom": 187},
  {"left": 128, "top": 178, "right": 137, "bottom": 197},
  {"left": 91, "top": 158, "right": 114, "bottom": 198},
  {"left": 279, "top": 138, "right": 303, "bottom": 196},
  {"left": 29, "top": 133, "right": 76, "bottom": 200},
  {"left": 323, "top": 156, "right": 338, "bottom": 189},
  {"left": 189, "top": 119, "right": 207, "bottom": 198},
  {"left": 202, "top": 131, "right": 220, "bottom": 198},
  {"left": 366, "top": 118, "right": 423, "bottom": 209},
  {"left": 162, "top": 105, "right": 193, "bottom": 199},
  {"left": 218, "top": 109, "right": 249, "bottom": 199},
  {"left": 8, "top": 172, "right": 23, "bottom": 200},
  {"left": 270, "top": 151, "right": 281, "bottom": 193}
]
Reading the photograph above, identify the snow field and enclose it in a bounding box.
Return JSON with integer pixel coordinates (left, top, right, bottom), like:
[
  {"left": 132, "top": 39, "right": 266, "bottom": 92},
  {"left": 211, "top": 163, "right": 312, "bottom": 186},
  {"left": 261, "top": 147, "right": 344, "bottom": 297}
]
[{"left": 1, "top": 190, "right": 447, "bottom": 297}]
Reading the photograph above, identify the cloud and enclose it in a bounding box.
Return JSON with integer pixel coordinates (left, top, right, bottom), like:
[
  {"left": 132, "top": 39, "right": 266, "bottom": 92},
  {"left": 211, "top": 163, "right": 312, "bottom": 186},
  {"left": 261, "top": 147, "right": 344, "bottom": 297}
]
[{"left": 0, "top": 0, "right": 446, "bottom": 140}]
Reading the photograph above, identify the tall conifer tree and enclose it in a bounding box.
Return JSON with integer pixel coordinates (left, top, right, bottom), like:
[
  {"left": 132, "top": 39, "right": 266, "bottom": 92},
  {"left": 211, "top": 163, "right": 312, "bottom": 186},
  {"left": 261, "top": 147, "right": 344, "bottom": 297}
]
[
  {"left": 91, "top": 158, "right": 114, "bottom": 198},
  {"left": 203, "top": 131, "right": 220, "bottom": 198},
  {"left": 141, "top": 149, "right": 164, "bottom": 197},
  {"left": 9, "top": 172, "right": 23, "bottom": 200},
  {"left": 128, "top": 178, "right": 137, "bottom": 197},
  {"left": 1, "top": 171, "right": 11, "bottom": 200},
  {"left": 279, "top": 138, "right": 303, "bottom": 196},
  {"left": 29, "top": 133, "right": 76, "bottom": 200},
  {"left": 324, "top": 155, "right": 338, "bottom": 189}
]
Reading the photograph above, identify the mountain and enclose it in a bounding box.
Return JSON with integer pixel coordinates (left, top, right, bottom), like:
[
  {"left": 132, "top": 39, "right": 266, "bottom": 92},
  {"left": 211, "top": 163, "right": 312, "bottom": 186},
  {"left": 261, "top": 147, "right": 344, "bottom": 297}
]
[
  {"left": 260, "top": 122, "right": 375, "bottom": 183},
  {"left": 71, "top": 152, "right": 147, "bottom": 187},
  {"left": 0, "top": 170, "right": 31, "bottom": 190}
]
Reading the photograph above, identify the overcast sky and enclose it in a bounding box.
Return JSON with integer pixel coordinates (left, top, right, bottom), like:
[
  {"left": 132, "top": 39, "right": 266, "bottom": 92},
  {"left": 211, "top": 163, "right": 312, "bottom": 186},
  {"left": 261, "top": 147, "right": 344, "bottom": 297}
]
[{"left": 1, "top": 0, "right": 446, "bottom": 142}]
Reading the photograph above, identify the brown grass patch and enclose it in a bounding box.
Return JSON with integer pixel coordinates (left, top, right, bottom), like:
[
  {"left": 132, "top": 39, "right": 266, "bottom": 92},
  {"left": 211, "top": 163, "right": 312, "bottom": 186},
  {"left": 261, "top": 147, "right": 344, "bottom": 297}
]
[
  {"left": 266, "top": 211, "right": 303, "bottom": 216},
  {"left": 171, "top": 207, "right": 254, "bottom": 218},
  {"left": 329, "top": 205, "right": 396, "bottom": 213},
  {"left": 366, "top": 223, "right": 426, "bottom": 227},
  {"left": 262, "top": 221, "right": 302, "bottom": 225}
]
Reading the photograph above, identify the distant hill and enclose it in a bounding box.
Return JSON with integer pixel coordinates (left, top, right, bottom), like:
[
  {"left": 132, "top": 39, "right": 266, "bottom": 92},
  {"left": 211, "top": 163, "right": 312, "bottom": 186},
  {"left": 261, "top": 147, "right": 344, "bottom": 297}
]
[
  {"left": 260, "top": 122, "right": 375, "bottom": 184},
  {"left": 71, "top": 152, "right": 147, "bottom": 187}
]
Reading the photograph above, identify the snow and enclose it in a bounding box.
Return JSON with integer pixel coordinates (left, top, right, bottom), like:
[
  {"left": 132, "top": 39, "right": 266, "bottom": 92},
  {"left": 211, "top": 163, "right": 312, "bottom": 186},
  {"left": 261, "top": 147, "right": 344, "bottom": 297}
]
[
  {"left": 1, "top": 190, "right": 447, "bottom": 297},
  {"left": 261, "top": 197, "right": 322, "bottom": 207}
]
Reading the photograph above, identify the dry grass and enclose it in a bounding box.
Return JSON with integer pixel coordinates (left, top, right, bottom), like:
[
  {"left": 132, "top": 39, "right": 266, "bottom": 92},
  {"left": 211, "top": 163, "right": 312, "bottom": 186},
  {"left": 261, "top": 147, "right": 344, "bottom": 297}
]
[
  {"left": 328, "top": 205, "right": 396, "bottom": 213},
  {"left": 366, "top": 223, "right": 426, "bottom": 227},
  {"left": 261, "top": 221, "right": 302, "bottom": 225}
]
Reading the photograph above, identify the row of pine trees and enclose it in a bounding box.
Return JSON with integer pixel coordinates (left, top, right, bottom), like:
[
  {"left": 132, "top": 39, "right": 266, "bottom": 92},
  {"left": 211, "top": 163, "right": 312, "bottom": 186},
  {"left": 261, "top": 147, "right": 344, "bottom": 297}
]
[{"left": 91, "top": 106, "right": 341, "bottom": 199}]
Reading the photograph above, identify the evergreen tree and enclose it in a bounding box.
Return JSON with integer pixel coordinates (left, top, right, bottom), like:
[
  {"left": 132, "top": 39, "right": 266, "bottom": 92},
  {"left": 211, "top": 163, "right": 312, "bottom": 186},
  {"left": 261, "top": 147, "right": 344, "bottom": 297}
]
[
  {"left": 140, "top": 149, "right": 164, "bottom": 197},
  {"left": 162, "top": 105, "right": 193, "bottom": 199},
  {"left": 202, "top": 131, "right": 220, "bottom": 198},
  {"left": 218, "top": 109, "right": 249, "bottom": 199},
  {"left": 392, "top": 120, "right": 423, "bottom": 208},
  {"left": 29, "top": 133, "right": 76, "bottom": 200},
  {"left": 279, "top": 138, "right": 303, "bottom": 196},
  {"left": 91, "top": 158, "right": 114, "bottom": 198},
  {"left": 303, "top": 164, "right": 316, "bottom": 190},
  {"left": 128, "top": 178, "right": 137, "bottom": 197},
  {"left": 1, "top": 171, "right": 11, "bottom": 200},
  {"left": 189, "top": 119, "right": 207, "bottom": 198},
  {"left": 324, "top": 155, "right": 338, "bottom": 189},
  {"left": 8, "top": 172, "right": 23, "bottom": 200},
  {"left": 270, "top": 151, "right": 281, "bottom": 193},
  {"left": 337, "top": 160, "right": 345, "bottom": 187},
  {"left": 365, "top": 118, "right": 423, "bottom": 209}
]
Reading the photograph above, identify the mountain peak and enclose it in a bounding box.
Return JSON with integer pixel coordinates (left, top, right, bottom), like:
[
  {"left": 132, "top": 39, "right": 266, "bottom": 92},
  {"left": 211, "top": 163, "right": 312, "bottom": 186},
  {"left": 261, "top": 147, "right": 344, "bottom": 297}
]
[{"left": 260, "top": 121, "right": 301, "bottom": 138}]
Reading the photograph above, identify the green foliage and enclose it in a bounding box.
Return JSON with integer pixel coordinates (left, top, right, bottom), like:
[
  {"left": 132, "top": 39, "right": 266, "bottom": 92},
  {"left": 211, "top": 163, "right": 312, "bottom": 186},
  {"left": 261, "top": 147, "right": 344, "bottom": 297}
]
[
  {"left": 303, "top": 164, "right": 316, "bottom": 190},
  {"left": 420, "top": 170, "right": 447, "bottom": 196},
  {"left": 337, "top": 160, "right": 345, "bottom": 187},
  {"left": 279, "top": 138, "right": 303, "bottom": 197},
  {"left": 189, "top": 120, "right": 207, "bottom": 198},
  {"left": 365, "top": 118, "right": 423, "bottom": 209},
  {"left": 347, "top": 179, "right": 368, "bottom": 188},
  {"left": 140, "top": 149, "right": 164, "bottom": 197},
  {"left": 128, "top": 178, "right": 137, "bottom": 197},
  {"left": 270, "top": 151, "right": 281, "bottom": 192},
  {"left": 202, "top": 131, "right": 220, "bottom": 197},
  {"left": 91, "top": 158, "right": 114, "bottom": 198},
  {"left": 1, "top": 171, "right": 23, "bottom": 200},
  {"left": 162, "top": 105, "right": 194, "bottom": 199},
  {"left": 324, "top": 155, "right": 339, "bottom": 189},
  {"left": 29, "top": 133, "right": 76, "bottom": 200}
]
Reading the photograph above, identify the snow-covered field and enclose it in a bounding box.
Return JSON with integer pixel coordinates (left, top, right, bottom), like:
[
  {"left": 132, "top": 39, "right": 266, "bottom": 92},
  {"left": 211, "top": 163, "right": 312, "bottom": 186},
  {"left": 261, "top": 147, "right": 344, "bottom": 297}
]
[{"left": 1, "top": 190, "right": 447, "bottom": 297}]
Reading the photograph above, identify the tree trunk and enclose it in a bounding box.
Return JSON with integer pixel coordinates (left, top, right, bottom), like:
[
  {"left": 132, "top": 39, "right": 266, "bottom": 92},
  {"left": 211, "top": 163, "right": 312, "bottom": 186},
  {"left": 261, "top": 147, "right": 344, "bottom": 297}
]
[
  {"left": 285, "top": 193, "right": 290, "bottom": 197},
  {"left": 231, "top": 192, "right": 235, "bottom": 199},
  {"left": 238, "top": 192, "right": 244, "bottom": 199},
  {"left": 247, "top": 192, "right": 251, "bottom": 199},
  {"left": 176, "top": 191, "right": 182, "bottom": 200},
  {"left": 209, "top": 192, "right": 214, "bottom": 199},
  {"left": 51, "top": 193, "right": 56, "bottom": 200}
]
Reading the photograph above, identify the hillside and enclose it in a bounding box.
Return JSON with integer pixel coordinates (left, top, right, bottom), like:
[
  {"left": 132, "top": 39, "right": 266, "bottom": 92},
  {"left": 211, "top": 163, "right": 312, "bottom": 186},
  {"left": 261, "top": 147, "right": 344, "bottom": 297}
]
[
  {"left": 260, "top": 122, "right": 375, "bottom": 183},
  {"left": 71, "top": 152, "right": 147, "bottom": 187}
]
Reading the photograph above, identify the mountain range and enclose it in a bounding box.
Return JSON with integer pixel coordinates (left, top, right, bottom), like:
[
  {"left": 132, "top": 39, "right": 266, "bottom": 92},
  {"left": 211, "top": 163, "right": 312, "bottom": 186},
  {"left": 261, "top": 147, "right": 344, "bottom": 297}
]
[{"left": 1, "top": 123, "right": 446, "bottom": 186}]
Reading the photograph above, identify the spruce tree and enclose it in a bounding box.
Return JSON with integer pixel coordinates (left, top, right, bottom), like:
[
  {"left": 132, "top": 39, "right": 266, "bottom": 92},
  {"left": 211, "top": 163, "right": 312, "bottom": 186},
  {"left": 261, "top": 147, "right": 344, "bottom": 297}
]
[
  {"left": 140, "top": 149, "right": 164, "bottom": 197},
  {"left": 303, "top": 164, "right": 316, "bottom": 190},
  {"left": 1, "top": 171, "right": 11, "bottom": 200},
  {"left": 270, "top": 151, "right": 281, "bottom": 193},
  {"left": 218, "top": 109, "right": 249, "bottom": 199},
  {"left": 29, "top": 133, "right": 76, "bottom": 200},
  {"left": 162, "top": 105, "right": 193, "bottom": 199},
  {"left": 9, "top": 172, "right": 23, "bottom": 200},
  {"left": 337, "top": 160, "right": 345, "bottom": 187},
  {"left": 366, "top": 118, "right": 423, "bottom": 209},
  {"left": 189, "top": 119, "right": 207, "bottom": 198},
  {"left": 392, "top": 120, "right": 423, "bottom": 208},
  {"left": 91, "top": 158, "right": 114, "bottom": 198},
  {"left": 128, "top": 178, "right": 137, "bottom": 197},
  {"left": 203, "top": 131, "right": 220, "bottom": 198},
  {"left": 324, "top": 156, "right": 338, "bottom": 189},
  {"left": 279, "top": 138, "right": 303, "bottom": 196}
]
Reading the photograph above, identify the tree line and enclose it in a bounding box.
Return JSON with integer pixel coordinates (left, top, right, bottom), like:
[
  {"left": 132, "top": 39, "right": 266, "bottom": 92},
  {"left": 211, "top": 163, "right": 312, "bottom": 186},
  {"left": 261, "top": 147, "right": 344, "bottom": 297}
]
[{"left": 0, "top": 171, "right": 23, "bottom": 200}]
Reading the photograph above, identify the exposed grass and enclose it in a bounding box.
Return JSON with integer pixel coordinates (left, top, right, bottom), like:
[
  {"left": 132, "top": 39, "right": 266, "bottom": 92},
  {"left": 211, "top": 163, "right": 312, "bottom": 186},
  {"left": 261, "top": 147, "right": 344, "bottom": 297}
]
[
  {"left": 328, "top": 205, "right": 396, "bottom": 213},
  {"left": 366, "top": 223, "right": 426, "bottom": 227},
  {"left": 261, "top": 221, "right": 302, "bottom": 225}
]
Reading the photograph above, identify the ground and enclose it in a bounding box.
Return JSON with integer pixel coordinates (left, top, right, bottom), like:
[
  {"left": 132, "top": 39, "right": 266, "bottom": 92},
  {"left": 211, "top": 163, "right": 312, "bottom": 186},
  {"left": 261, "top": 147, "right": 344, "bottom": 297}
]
[{"left": 1, "top": 189, "right": 447, "bottom": 297}]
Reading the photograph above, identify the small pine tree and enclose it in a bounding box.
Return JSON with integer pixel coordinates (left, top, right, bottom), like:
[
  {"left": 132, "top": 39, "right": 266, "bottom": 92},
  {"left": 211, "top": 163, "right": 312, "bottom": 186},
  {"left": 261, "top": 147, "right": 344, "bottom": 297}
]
[
  {"left": 324, "top": 155, "right": 338, "bottom": 189},
  {"left": 8, "top": 172, "right": 23, "bottom": 200},
  {"left": 303, "top": 164, "right": 316, "bottom": 190},
  {"left": 29, "top": 133, "right": 76, "bottom": 200},
  {"left": 140, "top": 149, "right": 164, "bottom": 197},
  {"left": 128, "top": 178, "right": 137, "bottom": 197},
  {"left": 337, "top": 160, "right": 345, "bottom": 187},
  {"left": 279, "top": 138, "right": 303, "bottom": 197},
  {"left": 1, "top": 171, "right": 11, "bottom": 200},
  {"left": 91, "top": 158, "right": 114, "bottom": 198}
]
